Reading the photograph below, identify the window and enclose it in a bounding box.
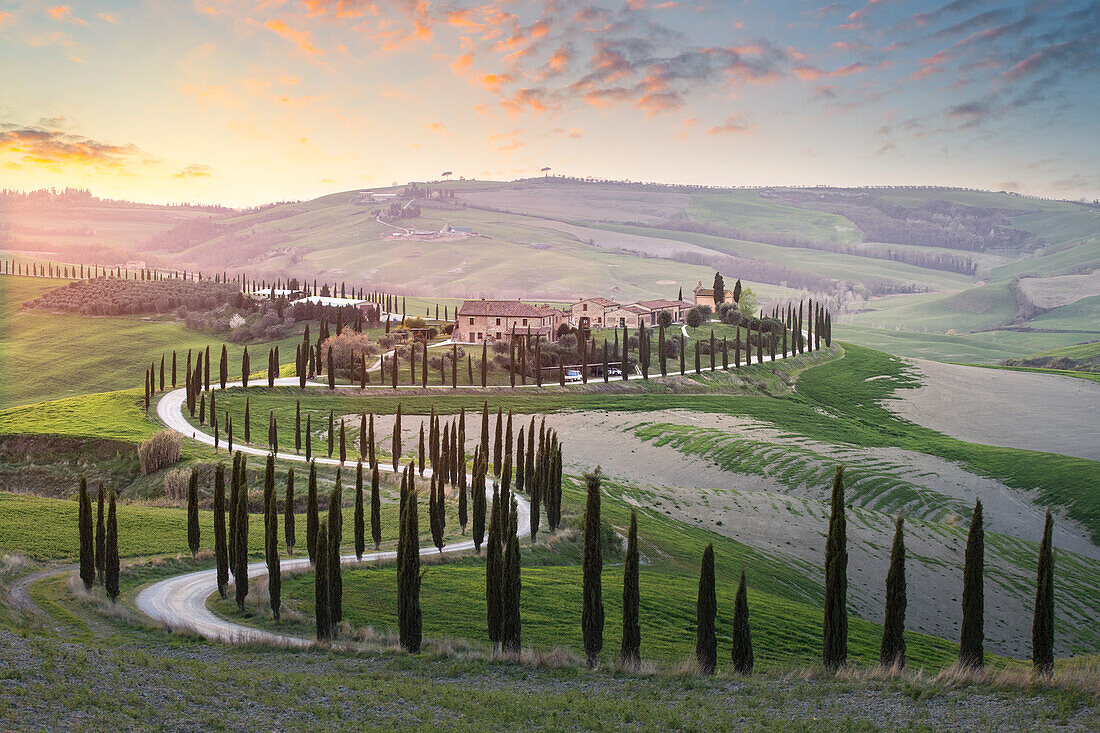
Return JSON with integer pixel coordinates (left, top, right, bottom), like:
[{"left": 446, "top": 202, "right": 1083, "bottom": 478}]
[
  {"left": 522, "top": 318, "right": 527, "bottom": 326},
  {"left": 469, "top": 317, "right": 475, "bottom": 325},
  {"left": 583, "top": 304, "right": 588, "bottom": 311},
  {"left": 477, "top": 332, "right": 483, "bottom": 340},
  {"left": 496, "top": 318, "right": 501, "bottom": 325},
  {"left": 496, "top": 332, "right": 502, "bottom": 340}
]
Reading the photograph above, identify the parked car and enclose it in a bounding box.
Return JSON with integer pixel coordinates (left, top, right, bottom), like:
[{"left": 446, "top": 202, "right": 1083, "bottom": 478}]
[
  {"left": 564, "top": 369, "right": 583, "bottom": 383},
  {"left": 608, "top": 367, "right": 622, "bottom": 377}
]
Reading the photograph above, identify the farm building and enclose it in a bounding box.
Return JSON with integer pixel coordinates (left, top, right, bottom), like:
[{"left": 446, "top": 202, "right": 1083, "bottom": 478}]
[
  {"left": 603, "top": 304, "right": 651, "bottom": 329},
  {"left": 634, "top": 298, "right": 692, "bottom": 323},
  {"left": 693, "top": 281, "right": 735, "bottom": 306},
  {"left": 569, "top": 297, "right": 620, "bottom": 329},
  {"left": 454, "top": 299, "right": 563, "bottom": 344},
  {"left": 251, "top": 287, "right": 306, "bottom": 301}
]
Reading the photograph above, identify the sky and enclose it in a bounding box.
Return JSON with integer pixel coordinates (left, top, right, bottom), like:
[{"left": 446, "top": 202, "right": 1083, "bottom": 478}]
[{"left": 1, "top": 0, "right": 1098, "bottom": 206}]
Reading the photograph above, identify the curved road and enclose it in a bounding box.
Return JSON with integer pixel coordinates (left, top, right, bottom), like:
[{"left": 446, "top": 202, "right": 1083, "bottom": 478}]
[{"left": 137, "top": 326, "right": 804, "bottom": 645}]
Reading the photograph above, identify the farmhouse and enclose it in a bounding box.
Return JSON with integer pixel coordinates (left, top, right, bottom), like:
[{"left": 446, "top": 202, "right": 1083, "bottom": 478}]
[
  {"left": 569, "top": 297, "right": 620, "bottom": 329},
  {"left": 251, "top": 287, "right": 306, "bottom": 301},
  {"left": 454, "top": 299, "right": 563, "bottom": 344},
  {"left": 603, "top": 304, "right": 651, "bottom": 329},
  {"left": 693, "top": 281, "right": 735, "bottom": 306},
  {"left": 634, "top": 298, "right": 692, "bottom": 323}
]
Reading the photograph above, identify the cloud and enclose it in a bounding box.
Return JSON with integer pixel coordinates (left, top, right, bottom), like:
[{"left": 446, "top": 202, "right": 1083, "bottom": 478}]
[
  {"left": 0, "top": 11, "right": 15, "bottom": 28},
  {"left": 174, "top": 163, "right": 213, "bottom": 179},
  {"left": 0, "top": 125, "right": 143, "bottom": 172},
  {"left": 96, "top": 12, "right": 120, "bottom": 24},
  {"left": 265, "top": 19, "right": 322, "bottom": 56},
  {"left": 47, "top": 6, "right": 87, "bottom": 26},
  {"left": 425, "top": 121, "right": 449, "bottom": 134},
  {"left": 707, "top": 115, "right": 753, "bottom": 135}
]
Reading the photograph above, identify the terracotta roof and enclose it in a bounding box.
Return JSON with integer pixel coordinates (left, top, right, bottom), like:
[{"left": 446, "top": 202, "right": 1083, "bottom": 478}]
[
  {"left": 458, "top": 299, "right": 558, "bottom": 318},
  {"left": 693, "top": 286, "right": 732, "bottom": 298},
  {"left": 610, "top": 305, "right": 649, "bottom": 315},
  {"left": 573, "top": 297, "right": 619, "bottom": 307},
  {"left": 634, "top": 298, "right": 687, "bottom": 309}
]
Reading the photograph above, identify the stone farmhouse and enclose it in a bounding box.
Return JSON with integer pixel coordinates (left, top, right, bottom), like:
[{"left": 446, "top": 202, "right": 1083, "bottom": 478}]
[
  {"left": 571, "top": 297, "right": 692, "bottom": 329},
  {"left": 692, "top": 281, "right": 735, "bottom": 306},
  {"left": 454, "top": 299, "right": 563, "bottom": 344}
]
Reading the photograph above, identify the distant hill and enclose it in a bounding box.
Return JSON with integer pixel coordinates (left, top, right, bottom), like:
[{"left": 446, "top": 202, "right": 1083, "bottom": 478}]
[{"left": 5, "top": 179, "right": 1098, "bottom": 362}]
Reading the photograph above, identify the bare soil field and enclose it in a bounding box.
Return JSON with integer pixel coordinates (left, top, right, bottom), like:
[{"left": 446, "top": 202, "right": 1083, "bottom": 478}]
[
  {"left": 889, "top": 360, "right": 1100, "bottom": 461},
  {"left": 1017, "top": 272, "right": 1100, "bottom": 310},
  {"left": 458, "top": 187, "right": 689, "bottom": 223}
]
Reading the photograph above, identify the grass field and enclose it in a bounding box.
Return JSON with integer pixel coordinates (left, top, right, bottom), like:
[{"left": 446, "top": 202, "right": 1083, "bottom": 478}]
[
  {"left": 1027, "top": 295, "right": 1100, "bottom": 332},
  {"left": 831, "top": 324, "right": 1099, "bottom": 363}
]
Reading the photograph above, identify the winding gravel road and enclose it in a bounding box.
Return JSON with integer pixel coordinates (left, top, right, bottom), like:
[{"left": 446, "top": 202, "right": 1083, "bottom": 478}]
[{"left": 136, "top": 329, "right": 801, "bottom": 645}]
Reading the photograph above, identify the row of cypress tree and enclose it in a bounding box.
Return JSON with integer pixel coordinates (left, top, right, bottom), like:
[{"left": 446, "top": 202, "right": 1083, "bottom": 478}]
[{"left": 76, "top": 476, "right": 119, "bottom": 602}]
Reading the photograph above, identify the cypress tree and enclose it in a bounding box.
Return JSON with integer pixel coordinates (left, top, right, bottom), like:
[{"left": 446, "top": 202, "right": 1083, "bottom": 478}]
[
  {"left": 283, "top": 464, "right": 297, "bottom": 550},
  {"left": 368, "top": 412, "right": 377, "bottom": 467},
  {"left": 472, "top": 448, "right": 487, "bottom": 553},
  {"left": 244, "top": 397, "right": 251, "bottom": 443},
  {"left": 959, "top": 499, "right": 985, "bottom": 669},
  {"left": 264, "top": 455, "right": 281, "bottom": 621},
  {"left": 339, "top": 420, "right": 346, "bottom": 464},
  {"left": 78, "top": 476, "right": 94, "bottom": 590},
  {"left": 493, "top": 407, "right": 503, "bottom": 476},
  {"left": 392, "top": 404, "right": 402, "bottom": 472},
  {"left": 880, "top": 513, "right": 907, "bottom": 669},
  {"left": 214, "top": 463, "right": 229, "bottom": 598},
  {"left": 306, "top": 461, "right": 319, "bottom": 563},
  {"left": 172, "top": 351, "right": 177, "bottom": 387},
  {"left": 296, "top": 402, "right": 302, "bottom": 452},
  {"left": 328, "top": 475, "right": 343, "bottom": 623},
  {"left": 430, "top": 473, "right": 445, "bottom": 553},
  {"left": 187, "top": 467, "right": 200, "bottom": 558},
  {"left": 242, "top": 345, "right": 249, "bottom": 387},
  {"left": 228, "top": 454, "right": 240, "bottom": 570},
  {"left": 398, "top": 470, "right": 422, "bottom": 653},
  {"left": 105, "top": 488, "right": 119, "bottom": 602},
  {"left": 515, "top": 428, "right": 526, "bottom": 495},
  {"left": 501, "top": 493, "right": 522, "bottom": 654},
  {"left": 620, "top": 509, "right": 640, "bottom": 668},
  {"left": 354, "top": 462, "right": 365, "bottom": 561},
  {"left": 419, "top": 422, "right": 426, "bottom": 476},
  {"left": 233, "top": 457, "right": 249, "bottom": 612},
  {"left": 328, "top": 410, "right": 335, "bottom": 458},
  {"left": 582, "top": 468, "right": 604, "bottom": 669},
  {"left": 370, "top": 465, "right": 382, "bottom": 550},
  {"left": 486, "top": 483, "right": 503, "bottom": 652},
  {"left": 327, "top": 347, "right": 335, "bottom": 389},
  {"left": 95, "top": 483, "right": 106, "bottom": 584},
  {"left": 304, "top": 413, "right": 311, "bottom": 462},
  {"left": 823, "top": 466, "right": 848, "bottom": 671},
  {"left": 1032, "top": 509, "right": 1055, "bottom": 677},
  {"left": 731, "top": 567, "right": 754, "bottom": 675},
  {"left": 696, "top": 544, "right": 717, "bottom": 675},
  {"left": 220, "top": 344, "right": 228, "bottom": 389},
  {"left": 315, "top": 523, "right": 332, "bottom": 640}
]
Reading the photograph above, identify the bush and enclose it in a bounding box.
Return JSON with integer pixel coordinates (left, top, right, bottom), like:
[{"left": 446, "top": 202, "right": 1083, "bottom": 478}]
[
  {"left": 163, "top": 469, "right": 190, "bottom": 503},
  {"left": 138, "top": 430, "right": 182, "bottom": 475}
]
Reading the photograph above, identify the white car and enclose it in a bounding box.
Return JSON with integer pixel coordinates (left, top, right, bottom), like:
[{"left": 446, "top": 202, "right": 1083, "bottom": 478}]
[
  {"left": 564, "top": 369, "right": 583, "bottom": 383},
  {"left": 607, "top": 367, "right": 623, "bottom": 377}
]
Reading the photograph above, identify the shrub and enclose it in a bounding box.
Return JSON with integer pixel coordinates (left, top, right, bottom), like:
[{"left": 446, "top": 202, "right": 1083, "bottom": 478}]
[
  {"left": 163, "top": 468, "right": 190, "bottom": 503},
  {"left": 138, "top": 430, "right": 181, "bottom": 475}
]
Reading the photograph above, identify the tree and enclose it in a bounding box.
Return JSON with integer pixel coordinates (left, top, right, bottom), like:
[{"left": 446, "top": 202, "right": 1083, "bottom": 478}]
[
  {"left": 392, "top": 404, "right": 402, "bottom": 473},
  {"left": 620, "top": 510, "right": 640, "bottom": 668},
  {"left": 95, "top": 483, "right": 106, "bottom": 585},
  {"left": 738, "top": 287, "right": 758, "bottom": 318},
  {"left": 398, "top": 470, "right": 422, "bottom": 653},
  {"left": 78, "top": 476, "right": 94, "bottom": 590},
  {"left": 493, "top": 407, "right": 503, "bottom": 476},
  {"left": 823, "top": 466, "right": 848, "bottom": 671},
  {"left": 1032, "top": 509, "right": 1055, "bottom": 676},
  {"left": 429, "top": 474, "right": 445, "bottom": 553},
  {"left": 486, "top": 484, "right": 503, "bottom": 652},
  {"left": 354, "top": 462, "right": 365, "bottom": 561},
  {"left": 731, "top": 567, "right": 753, "bottom": 675},
  {"left": 264, "top": 454, "right": 281, "bottom": 621},
  {"left": 880, "top": 514, "right": 907, "bottom": 669},
  {"left": 284, "top": 468, "right": 296, "bottom": 554},
  {"left": 959, "top": 499, "right": 985, "bottom": 669},
  {"left": 214, "top": 463, "right": 229, "bottom": 598},
  {"left": 582, "top": 468, "right": 605, "bottom": 669},
  {"left": 233, "top": 455, "right": 249, "bottom": 612},
  {"left": 472, "top": 448, "right": 487, "bottom": 553},
  {"left": 105, "top": 488, "right": 119, "bottom": 602},
  {"left": 242, "top": 345, "right": 250, "bottom": 387},
  {"left": 187, "top": 467, "right": 200, "bottom": 558},
  {"left": 315, "top": 522, "right": 332, "bottom": 640},
  {"left": 501, "top": 493, "right": 522, "bottom": 654},
  {"left": 685, "top": 307, "right": 704, "bottom": 331},
  {"left": 328, "top": 476, "right": 343, "bottom": 623},
  {"left": 370, "top": 465, "right": 382, "bottom": 550},
  {"left": 712, "top": 272, "right": 725, "bottom": 308},
  {"left": 696, "top": 544, "right": 717, "bottom": 675},
  {"left": 306, "top": 461, "right": 319, "bottom": 563},
  {"left": 220, "top": 344, "right": 228, "bottom": 389}
]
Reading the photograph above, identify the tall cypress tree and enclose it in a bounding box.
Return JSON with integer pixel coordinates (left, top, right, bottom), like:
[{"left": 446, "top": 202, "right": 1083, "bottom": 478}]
[
  {"left": 370, "top": 465, "right": 382, "bottom": 550},
  {"left": 486, "top": 484, "right": 503, "bottom": 652},
  {"left": 264, "top": 455, "right": 281, "bottom": 621},
  {"left": 392, "top": 404, "right": 402, "bottom": 473},
  {"left": 304, "top": 413, "right": 311, "bottom": 462},
  {"left": 328, "top": 475, "right": 343, "bottom": 623},
  {"left": 220, "top": 344, "right": 228, "bottom": 389},
  {"left": 354, "top": 462, "right": 365, "bottom": 561},
  {"left": 398, "top": 470, "right": 422, "bottom": 653},
  {"left": 493, "top": 407, "right": 503, "bottom": 476},
  {"left": 214, "top": 463, "right": 229, "bottom": 598},
  {"left": 284, "top": 468, "right": 296, "bottom": 554},
  {"left": 696, "top": 544, "right": 717, "bottom": 675},
  {"left": 95, "top": 483, "right": 106, "bottom": 585},
  {"left": 472, "top": 448, "right": 487, "bottom": 553},
  {"left": 315, "top": 522, "right": 332, "bottom": 640},
  {"left": 328, "top": 410, "right": 335, "bottom": 458},
  {"left": 1032, "top": 509, "right": 1055, "bottom": 676},
  {"left": 233, "top": 456, "right": 249, "bottom": 612},
  {"left": 105, "top": 488, "right": 119, "bottom": 602},
  {"left": 582, "top": 468, "right": 604, "bottom": 669},
  {"left": 960, "top": 499, "right": 985, "bottom": 669},
  {"left": 880, "top": 514, "right": 907, "bottom": 669},
  {"left": 731, "top": 567, "right": 754, "bottom": 675},
  {"left": 306, "top": 461, "right": 319, "bottom": 563},
  {"left": 187, "top": 467, "right": 200, "bottom": 558},
  {"left": 620, "top": 509, "right": 640, "bottom": 668},
  {"left": 823, "top": 466, "right": 848, "bottom": 671},
  {"left": 78, "top": 476, "right": 94, "bottom": 590},
  {"left": 501, "top": 494, "right": 522, "bottom": 654}
]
